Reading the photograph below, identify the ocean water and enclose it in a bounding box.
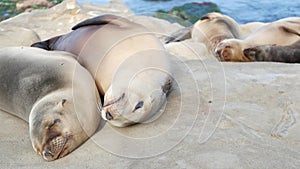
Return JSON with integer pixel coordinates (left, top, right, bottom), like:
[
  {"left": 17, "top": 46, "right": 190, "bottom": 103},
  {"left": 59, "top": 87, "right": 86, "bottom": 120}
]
[{"left": 77, "top": 0, "right": 300, "bottom": 24}]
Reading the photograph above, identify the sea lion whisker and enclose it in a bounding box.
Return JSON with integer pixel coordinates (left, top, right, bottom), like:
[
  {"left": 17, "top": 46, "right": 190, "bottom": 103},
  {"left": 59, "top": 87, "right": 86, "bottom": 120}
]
[{"left": 57, "top": 137, "right": 69, "bottom": 159}]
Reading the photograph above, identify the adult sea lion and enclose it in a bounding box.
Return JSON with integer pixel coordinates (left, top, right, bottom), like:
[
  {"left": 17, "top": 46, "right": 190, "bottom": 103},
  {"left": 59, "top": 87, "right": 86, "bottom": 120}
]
[
  {"left": 31, "top": 14, "right": 172, "bottom": 127},
  {"left": 0, "top": 47, "right": 101, "bottom": 161},
  {"left": 165, "top": 12, "right": 241, "bottom": 53},
  {"left": 243, "top": 39, "right": 300, "bottom": 63},
  {"left": 215, "top": 17, "right": 300, "bottom": 62}
]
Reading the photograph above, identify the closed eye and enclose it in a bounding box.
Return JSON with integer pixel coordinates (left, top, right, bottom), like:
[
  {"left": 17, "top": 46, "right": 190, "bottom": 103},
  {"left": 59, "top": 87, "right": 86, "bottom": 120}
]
[
  {"left": 133, "top": 101, "right": 144, "bottom": 112},
  {"left": 48, "top": 119, "right": 61, "bottom": 129}
]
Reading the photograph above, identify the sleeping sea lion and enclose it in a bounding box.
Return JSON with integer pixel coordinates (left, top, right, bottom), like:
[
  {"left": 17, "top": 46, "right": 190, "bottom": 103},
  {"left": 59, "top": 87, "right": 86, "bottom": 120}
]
[
  {"left": 31, "top": 14, "right": 172, "bottom": 127},
  {"left": 0, "top": 47, "right": 101, "bottom": 161}
]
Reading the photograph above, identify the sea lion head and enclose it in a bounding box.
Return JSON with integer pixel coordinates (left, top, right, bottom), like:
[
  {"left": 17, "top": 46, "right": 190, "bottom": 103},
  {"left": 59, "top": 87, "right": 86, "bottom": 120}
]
[
  {"left": 29, "top": 91, "right": 100, "bottom": 161},
  {"left": 101, "top": 79, "right": 170, "bottom": 127},
  {"left": 193, "top": 12, "right": 241, "bottom": 52},
  {"left": 215, "top": 39, "right": 251, "bottom": 62}
]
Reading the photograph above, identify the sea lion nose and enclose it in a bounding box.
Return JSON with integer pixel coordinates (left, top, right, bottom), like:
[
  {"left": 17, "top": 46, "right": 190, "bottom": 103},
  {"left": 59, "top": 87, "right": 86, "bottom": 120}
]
[
  {"left": 43, "top": 150, "right": 53, "bottom": 158},
  {"left": 215, "top": 49, "right": 221, "bottom": 58},
  {"left": 106, "top": 111, "right": 113, "bottom": 120}
]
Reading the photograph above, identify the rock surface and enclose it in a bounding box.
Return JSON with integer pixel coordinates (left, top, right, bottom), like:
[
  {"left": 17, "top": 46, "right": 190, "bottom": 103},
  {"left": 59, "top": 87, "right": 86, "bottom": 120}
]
[
  {"left": 0, "top": 0, "right": 63, "bottom": 21},
  {"left": 0, "top": 0, "right": 300, "bottom": 168},
  {"left": 0, "top": 25, "right": 40, "bottom": 47},
  {"left": 153, "top": 2, "right": 221, "bottom": 26}
]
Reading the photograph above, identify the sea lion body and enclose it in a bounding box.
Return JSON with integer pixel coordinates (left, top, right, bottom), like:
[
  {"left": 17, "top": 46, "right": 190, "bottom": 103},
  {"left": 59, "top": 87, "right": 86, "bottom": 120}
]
[
  {"left": 239, "top": 22, "right": 268, "bottom": 39},
  {"left": 215, "top": 17, "right": 300, "bottom": 62},
  {"left": 0, "top": 47, "right": 101, "bottom": 161},
  {"left": 165, "top": 12, "right": 240, "bottom": 53},
  {"left": 32, "top": 15, "right": 172, "bottom": 127},
  {"left": 243, "top": 39, "right": 300, "bottom": 62}
]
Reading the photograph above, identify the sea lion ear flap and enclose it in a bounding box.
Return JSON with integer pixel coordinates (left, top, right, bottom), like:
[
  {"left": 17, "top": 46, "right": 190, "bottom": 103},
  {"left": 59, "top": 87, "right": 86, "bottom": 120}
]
[
  {"left": 162, "top": 79, "right": 172, "bottom": 95},
  {"left": 72, "top": 14, "right": 126, "bottom": 30}
]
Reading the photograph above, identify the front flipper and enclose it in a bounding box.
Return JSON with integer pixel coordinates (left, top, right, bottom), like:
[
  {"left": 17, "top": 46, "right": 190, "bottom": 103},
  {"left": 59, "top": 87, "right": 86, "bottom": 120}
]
[
  {"left": 31, "top": 36, "right": 61, "bottom": 50},
  {"left": 72, "top": 14, "right": 130, "bottom": 30},
  {"left": 164, "top": 26, "right": 192, "bottom": 44}
]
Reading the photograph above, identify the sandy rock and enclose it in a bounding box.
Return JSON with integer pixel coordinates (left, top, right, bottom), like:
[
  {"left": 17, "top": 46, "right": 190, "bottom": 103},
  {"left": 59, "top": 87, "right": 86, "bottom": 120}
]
[
  {"left": 128, "top": 15, "right": 183, "bottom": 36},
  {"left": 165, "top": 40, "right": 212, "bottom": 60},
  {"left": 0, "top": 0, "right": 134, "bottom": 40},
  {"left": 1, "top": 0, "right": 87, "bottom": 40},
  {"left": 0, "top": 57, "right": 300, "bottom": 168},
  {"left": 82, "top": 0, "right": 134, "bottom": 16},
  {"left": 0, "top": 25, "right": 40, "bottom": 48}
]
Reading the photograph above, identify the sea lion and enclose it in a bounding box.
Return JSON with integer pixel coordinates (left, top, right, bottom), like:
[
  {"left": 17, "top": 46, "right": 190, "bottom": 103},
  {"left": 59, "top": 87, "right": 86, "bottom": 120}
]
[
  {"left": 0, "top": 47, "right": 101, "bottom": 161},
  {"left": 31, "top": 14, "right": 172, "bottom": 127},
  {"left": 165, "top": 12, "right": 241, "bottom": 53},
  {"left": 215, "top": 17, "right": 300, "bottom": 62},
  {"left": 239, "top": 22, "right": 268, "bottom": 39},
  {"left": 243, "top": 39, "right": 300, "bottom": 63}
]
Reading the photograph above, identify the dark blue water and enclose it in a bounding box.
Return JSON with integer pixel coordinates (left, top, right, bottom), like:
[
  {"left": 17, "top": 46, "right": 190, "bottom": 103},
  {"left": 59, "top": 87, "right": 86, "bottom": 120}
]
[{"left": 77, "top": 0, "right": 300, "bottom": 24}]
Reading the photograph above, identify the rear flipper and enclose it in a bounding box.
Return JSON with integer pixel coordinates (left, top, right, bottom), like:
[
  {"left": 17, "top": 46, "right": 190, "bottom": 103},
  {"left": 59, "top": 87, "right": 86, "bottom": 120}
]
[{"left": 164, "top": 26, "right": 192, "bottom": 44}]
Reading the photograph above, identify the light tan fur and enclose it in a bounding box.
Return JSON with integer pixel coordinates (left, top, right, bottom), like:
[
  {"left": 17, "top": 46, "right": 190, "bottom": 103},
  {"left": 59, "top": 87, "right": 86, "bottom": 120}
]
[
  {"left": 215, "top": 17, "right": 300, "bottom": 62},
  {"left": 0, "top": 47, "right": 100, "bottom": 161},
  {"left": 31, "top": 15, "right": 172, "bottom": 127},
  {"left": 191, "top": 12, "right": 241, "bottom": 53}
]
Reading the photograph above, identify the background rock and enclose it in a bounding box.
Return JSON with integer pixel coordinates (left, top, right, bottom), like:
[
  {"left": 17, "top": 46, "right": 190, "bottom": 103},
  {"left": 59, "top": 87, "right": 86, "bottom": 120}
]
[
  {"left": 0, "top": 25, "right": 40, "bottom": 48},
  {"left": 0, "top": 0, "right": 63, "bottom": 21},
  {"left": 153, "top": 2, "right": 221, "bottom": 26},
  {"left": 0, "top": 0, "right": 133, "bottom": 40}
]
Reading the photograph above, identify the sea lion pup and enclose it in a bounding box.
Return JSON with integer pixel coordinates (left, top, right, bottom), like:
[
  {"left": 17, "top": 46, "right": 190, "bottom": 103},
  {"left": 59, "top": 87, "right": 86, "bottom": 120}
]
[
  {"left": 215, "top": 17, "right": 300, "bottom": 62},
  {"left": 243, "top": 39, "right": 300, "bottom": 63},
  {"left": 0, "top": 47, "right": 101, "bottom": 161},
  {"left": 31, "top": 14, "right": 172, "bottom": 127},
  {"left": 165, "top": 12, "right": 241, "bottom": 53}
]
